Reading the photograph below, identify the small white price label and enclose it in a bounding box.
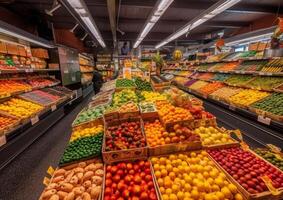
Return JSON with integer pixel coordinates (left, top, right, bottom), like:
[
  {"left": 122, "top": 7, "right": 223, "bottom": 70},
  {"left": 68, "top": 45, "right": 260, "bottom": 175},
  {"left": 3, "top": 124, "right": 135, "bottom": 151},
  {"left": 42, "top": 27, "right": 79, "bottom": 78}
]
[
  {"left": 71, "top": 76, "right": 76, "bottom": 81},
  {"left": 0, "top": 135, "right": 7, "bottom": 146},
  {"left": 63, "top": 69, "right": 69, "bottom": 74},
  {"left": 257, "top": 115, "right": 271, "bottom": 125},
  {"left": 31, "top": 115, "right": 39, "bottom": 125},
  {"left": 51, "top": 105, "right": 57, "bottom": 111},
  {"left": 259, "top": 72, "right": 265, "bottom": 75},
  {"left": 203, "top": 95, "right": 208, "bottom": 99},
  {"left": 229, "top": 105, "right": 236, "bottom": 111},
  {"left": 267, "top": 73, "right": 272, "bottom": 76}
]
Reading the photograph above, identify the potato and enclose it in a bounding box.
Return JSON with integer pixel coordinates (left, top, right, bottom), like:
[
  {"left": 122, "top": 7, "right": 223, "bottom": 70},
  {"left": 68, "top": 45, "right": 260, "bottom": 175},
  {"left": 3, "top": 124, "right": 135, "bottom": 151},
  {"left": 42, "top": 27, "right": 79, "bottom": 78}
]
[
  {"left": 83, "top": 171, "right": 94, "bottom": 181},
  {"left": 63, "top": 192, "right": 75, "bottom": 200},
  {"left": 72, "top": 186, "right": 85, "bottom": 195},
  {"left": 60, "top": 183, "right": 73, "bottom": 192},
  {"left": 65, "top": 171, "right": 74, "bottom": 182},
  {"left": 92, "top": 163, "right": 103, "bottom": 171},
  {"left": 91, "top": 176, "right": 102, "bottom": 186},
  {"left": 83, "top": 180, "right": 91, "bottom": 188},
  {"left": 46, "top": 183, "right": 58, "bottom": 190},
  {"left": 94, "top": 169, "right": 103, "bottom": 177},
  {"left": 82, "top": 192, "right": 91, "bottom": 200},
  {"left": 53, "top": 169, "right": 66, "bottom": 177},
  {"left": 73, "top": 167, "right": 84, "bottom": 174},
  {"left": 57, "top": 191, "right": 68, "bottom": 199},
  {"left": 90, "top": 186, "right": 101, "bottom": 200},
  {"left": 78, "top": 162, "right": 86, "bottom": 168},
  {"left": 70, "top": 176, "right": 79, "bottom": 185},
  {"left": 52, "top": 176, "right": 64, "bottom": 183},
  {"left": 49, "top": 194, "right": 60, "bottom": 200},
  {"left": 42, "top": 189, "right": 57, "bottom": 199}
]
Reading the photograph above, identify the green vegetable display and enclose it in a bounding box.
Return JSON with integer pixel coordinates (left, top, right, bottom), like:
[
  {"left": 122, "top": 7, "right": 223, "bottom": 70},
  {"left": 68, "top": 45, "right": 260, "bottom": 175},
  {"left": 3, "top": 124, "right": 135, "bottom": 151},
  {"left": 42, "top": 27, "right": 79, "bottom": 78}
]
[
  {"left": 254, "top": 148, "right": 283, "bottom": 171},
  {"left": 112, "top": 89, "right": 138, "bottom": 107},
  {"left": 73, "top": 106, "right": 105, "bottom": 125},
  {"left": 133, "top": 77, "right": 152, "bottom": 91},
  {"left": 59, "top": 133, "right": 103, "bottom": 165},
  {"left": 248, "top": 77, "right": 283, "bottom": 91},
  {"left": 251, "top": 93, "right": 283, "bottom": 116},
  {"left": 225, "top": 75, "right": 253, "bottom": 86},
  {"left": 116, "top": 79, "right": 136, "bottom": 88}
]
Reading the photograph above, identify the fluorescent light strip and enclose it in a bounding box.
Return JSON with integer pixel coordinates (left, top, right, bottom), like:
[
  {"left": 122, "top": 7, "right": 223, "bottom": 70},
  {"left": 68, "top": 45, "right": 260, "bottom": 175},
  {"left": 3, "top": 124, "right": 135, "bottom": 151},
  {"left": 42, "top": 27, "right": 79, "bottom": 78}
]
[
  {"left": 67, "top": 0, "right": 106, "bottom": 48},
  {"left": 0, "top": 27, "right": 54, "bottom": 48},
  {"left": 226, "top": 32, "right": 273, "bottom": 46},
  {"left": 133, "top": 0, "right": 174, "bottom": 48},
  {"left": 155, "top": 0, "right": 241, "bottom": 49}
]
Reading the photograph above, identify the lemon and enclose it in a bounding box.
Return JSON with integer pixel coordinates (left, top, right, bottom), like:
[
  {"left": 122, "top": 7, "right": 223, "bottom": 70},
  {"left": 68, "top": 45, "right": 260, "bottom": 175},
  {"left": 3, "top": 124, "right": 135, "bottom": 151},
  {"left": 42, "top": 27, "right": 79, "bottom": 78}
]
[
  {"left": 161, "top": 169, "right": 168, "bottom": 177},
  {"left": 151, "top": 157, "right": 158, "bottom": 163},
  {"left": 166, "top": 164, "right": 173, "bottom": 172},
  {"left": 171, "top": 184, "right": 179, "bottom": 193},
  {"left": 184, "top": 183, "right": 192, "bottom": 192},
  {"left": 169, "top": 194, "right": 178, "bottom": 200},
  {"left": 212, "top": 184, "right": 220, "bottom": 191},
  {"left": 155, "top": 171, "right": 161, "bottom": 179},
  {"left": 177, "top": 191, "right": 184, "bottom": 199},
  {"left": 221, "top": 187, "right": 232, "bottom": 198},
  {"left": 166, "top": 188, "right": 172, "bottom": 195},
  {"left": 214, "top": 177, "right": 224, "bottom": 187},
  {"left": 228, "top": 183, "right": 237, "bottom": 194},
  {"left": 159, "top": 187, "right": 165, "bottom": 194},
  {"left": 235, "top": 193, "right": 243, "bottom": 200},
  {"left": 162, "top": 194, "right": 169, "bottom": 200},
  {"left": 190, "top": 189, "right": 199, "bottom": 199},
  {"left": 157, "top": 178, "right": 164, "bottom": 187},
  {"left": 154, "top": 164, "right": 160, "bottom": 171}
]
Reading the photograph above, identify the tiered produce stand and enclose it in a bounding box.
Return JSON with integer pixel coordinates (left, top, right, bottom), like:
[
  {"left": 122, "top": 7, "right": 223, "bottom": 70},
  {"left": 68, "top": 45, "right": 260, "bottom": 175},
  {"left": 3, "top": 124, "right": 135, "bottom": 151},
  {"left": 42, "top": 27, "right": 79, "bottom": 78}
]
[{"left": 39, "top": 77, "right": 283, "bottom": 200}]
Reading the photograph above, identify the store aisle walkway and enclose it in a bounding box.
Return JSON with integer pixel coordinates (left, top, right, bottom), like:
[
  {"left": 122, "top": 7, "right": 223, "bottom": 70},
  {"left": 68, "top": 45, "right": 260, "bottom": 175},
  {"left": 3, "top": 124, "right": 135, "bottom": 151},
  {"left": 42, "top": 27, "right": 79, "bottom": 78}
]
[{"left": 0, "top": 94, "right": 93, "bottom": 200}]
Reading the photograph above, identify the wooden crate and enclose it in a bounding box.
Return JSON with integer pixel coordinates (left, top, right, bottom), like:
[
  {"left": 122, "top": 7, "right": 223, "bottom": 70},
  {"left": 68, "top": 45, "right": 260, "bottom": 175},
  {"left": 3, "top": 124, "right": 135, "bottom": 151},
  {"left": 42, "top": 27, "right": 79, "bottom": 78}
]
[
  {"left": 118, "top": 110, "right": 140, "bottom": 119},
  {"left": 72, "top": 117, "right": 104, "bottom": 129},
  {"left": 265, "top": 112, "right": 283, "bottom": 123},
  {"left": 142, "top": 117, "right": 202, "bottom": 156},
  {"left": 208, "top": 151, "right": 283, "bottom": 200},
  {"left": 103, "top": 110, "right": 119, "bottom": 122},
  {"left": 102, "top": 117, "right": 148, "bottom": 164},
  {"left": 192, "top": 117, "right": 217, "bottom": 129}
]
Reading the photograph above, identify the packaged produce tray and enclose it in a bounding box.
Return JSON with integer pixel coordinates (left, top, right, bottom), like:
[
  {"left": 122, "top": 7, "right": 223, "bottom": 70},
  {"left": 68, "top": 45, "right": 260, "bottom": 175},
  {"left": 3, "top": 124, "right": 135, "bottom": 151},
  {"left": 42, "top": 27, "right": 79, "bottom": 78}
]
[
  {"left": 102, "top": 117, "right": 148, "bottom": 164},
  {"left": 208, "top": 148, "right": 283, "bottom": 200}
]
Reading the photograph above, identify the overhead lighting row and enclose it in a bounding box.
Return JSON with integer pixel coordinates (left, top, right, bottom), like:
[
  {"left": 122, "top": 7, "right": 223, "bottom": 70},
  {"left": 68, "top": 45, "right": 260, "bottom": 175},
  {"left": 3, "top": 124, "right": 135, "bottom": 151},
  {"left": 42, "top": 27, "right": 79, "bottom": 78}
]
[
  {"left": 133, "top": 0, "right": 174, "bottom": 48},
  {"left": 155, "top": 0, "right": 242, "bottom": 49},
  {"left": 66, "top": 0, "right": 106, "bottom": 48}
]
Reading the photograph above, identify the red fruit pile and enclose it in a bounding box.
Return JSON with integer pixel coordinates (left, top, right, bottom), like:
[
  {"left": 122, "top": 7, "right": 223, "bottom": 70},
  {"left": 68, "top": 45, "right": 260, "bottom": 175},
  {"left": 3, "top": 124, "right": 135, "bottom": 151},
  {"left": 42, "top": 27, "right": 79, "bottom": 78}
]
[
  {"left": 208, "top": 147, "right": 283, "bottom": 194},
  {"left": 104, "top": 160, "right": 158, "bottom": 200},
  {"left": 105, "top": 121, "right": 146, "bottom": 151},
  {"left": 189, "top": 107, "right": 214, "bottom": 120}
]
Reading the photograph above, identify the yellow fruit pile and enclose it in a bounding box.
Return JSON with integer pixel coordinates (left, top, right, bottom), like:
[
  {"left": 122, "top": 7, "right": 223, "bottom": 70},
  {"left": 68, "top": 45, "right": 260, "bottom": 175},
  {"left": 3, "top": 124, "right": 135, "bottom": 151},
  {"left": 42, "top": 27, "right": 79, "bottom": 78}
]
[
  {"left": 70, "top": 125, "right": 103, "bottom": 142},
  {"left": 144, "top": 120, "right": 167, "bottom": 147},
  {"left": 0, "top": 98, "right": 43, "bottom": 119},
  {"left": 210, "top": 87, "right": 242, "bottom": 102},
  {"left": 229, "top": 89, "right": 270, "bottom": 107},
  {"left": 151, "top": 151, "right": 243, "bottom": 200},
  {"left": 189, "top": 80, "right": 209, "bottom": 91},
  {"left": 141, "top": 91, "right": 168, "bottom": 101},
  {"left": 194, "top": 126, "right": 234, "bottom": 146}
]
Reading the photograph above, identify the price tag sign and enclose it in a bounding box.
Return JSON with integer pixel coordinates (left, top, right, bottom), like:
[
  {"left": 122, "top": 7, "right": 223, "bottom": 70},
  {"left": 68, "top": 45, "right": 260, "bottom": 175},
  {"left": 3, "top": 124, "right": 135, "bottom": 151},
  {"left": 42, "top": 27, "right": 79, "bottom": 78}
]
[
  {"left": 51, "top": 105, "right": 57, "bottom": 111},
  {"left": 31, "top": 115, "right": 39, "bottom": 125},
  {"left": 257, "top": 115, "right": 271, "bottom": 125},
  {"left": 71, "top": 76, "right": 76, "bottom": 81},
  {"left": 229, "top": 105, "right": 236, "bottom": 111},
  {"left": 259, "top": 72, "right": 265, "bottom": 75},
  {"left": 63, "top": 69, "right": 69, "bottom": 74},
  {"left": 43, "top": 177, "right": 50, "bottom": 186},
  {"left": 0, "top": 134, "right": 7, "bottom": 147},
  {"left": 47, "top": 166, "right": 55, "bottom": 176}
]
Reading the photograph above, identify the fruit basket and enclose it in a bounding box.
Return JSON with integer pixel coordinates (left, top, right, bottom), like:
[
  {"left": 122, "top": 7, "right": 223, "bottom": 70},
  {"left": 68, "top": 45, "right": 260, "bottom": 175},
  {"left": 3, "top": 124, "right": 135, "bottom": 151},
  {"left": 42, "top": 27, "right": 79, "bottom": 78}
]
[
  {"left": 102, "top": 117, "right": 148, "bottom": 164},
  {"left": 0, "top": 113, "right": 21, "bottom": 135},
  {"left": 144, "top": 117, "right": 202, "bottom": 156},
  {"left": 208, "top": 147, "right": 283, "bottom": 200},
  {"left": 39, "top": 159, "right": 104, "bottom": 200},
  {"left": 102, "top": 159, "right": 160, "bottom": 200},
  {"left": 150, "top": 151, "right": 245, "bottom": 200},
  {"left": 103, "top": 107, "right": 119, "bottom": 122},
  {"left": 139, "top": 101, "right": 159, "bottom": 119}
]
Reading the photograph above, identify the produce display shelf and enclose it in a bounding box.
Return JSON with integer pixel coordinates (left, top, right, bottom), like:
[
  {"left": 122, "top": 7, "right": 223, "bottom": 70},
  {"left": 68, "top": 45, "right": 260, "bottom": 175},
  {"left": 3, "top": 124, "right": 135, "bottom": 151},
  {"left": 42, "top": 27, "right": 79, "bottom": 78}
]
[
  {"left": 174, "top": 82, "right": 283, "bottom": 132},
  {"left": 0, "top": 81, "right": 61, "bottom": 101},
  {"left": 0, "top": 97, "right": 73, "bottom": 170},
  {"left": 0, "top": 68, "right": 60, "bottom": 74},
  {"left": 190, "top": 69, "right": 283, "bottom": 77}
]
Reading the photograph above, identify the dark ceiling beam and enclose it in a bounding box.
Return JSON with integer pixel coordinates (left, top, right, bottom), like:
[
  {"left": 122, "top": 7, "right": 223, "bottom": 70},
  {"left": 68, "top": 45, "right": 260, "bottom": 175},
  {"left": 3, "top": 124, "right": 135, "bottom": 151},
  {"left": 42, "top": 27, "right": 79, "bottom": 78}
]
[
  {"left": 121, "top": 0, "right": 282, "bottom": 15},
  {"left": 106, "top": 0, "right": 118, "bottom": 47}
]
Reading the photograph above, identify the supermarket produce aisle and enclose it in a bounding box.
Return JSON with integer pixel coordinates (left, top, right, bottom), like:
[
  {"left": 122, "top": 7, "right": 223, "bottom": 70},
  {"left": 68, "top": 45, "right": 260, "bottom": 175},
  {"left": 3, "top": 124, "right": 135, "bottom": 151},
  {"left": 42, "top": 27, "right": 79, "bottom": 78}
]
[{"left": 0, "top": 93, "right": 93, "bottom": 200}]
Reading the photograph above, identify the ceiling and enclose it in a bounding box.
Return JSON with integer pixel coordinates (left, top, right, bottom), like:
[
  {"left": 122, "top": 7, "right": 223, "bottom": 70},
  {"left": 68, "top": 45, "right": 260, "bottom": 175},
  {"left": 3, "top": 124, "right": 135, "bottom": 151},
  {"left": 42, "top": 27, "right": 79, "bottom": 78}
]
[{"left": 1, "top": 0, "right": 282, "bottom": 50}]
